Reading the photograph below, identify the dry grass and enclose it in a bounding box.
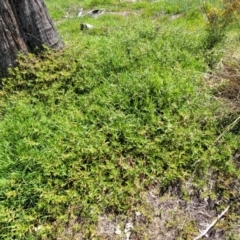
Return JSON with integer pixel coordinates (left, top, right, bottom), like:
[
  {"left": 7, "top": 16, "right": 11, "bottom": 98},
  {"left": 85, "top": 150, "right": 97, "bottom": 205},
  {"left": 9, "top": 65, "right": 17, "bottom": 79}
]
[{"left": 207, "top": 43, "right": 240, "bottom": 112}]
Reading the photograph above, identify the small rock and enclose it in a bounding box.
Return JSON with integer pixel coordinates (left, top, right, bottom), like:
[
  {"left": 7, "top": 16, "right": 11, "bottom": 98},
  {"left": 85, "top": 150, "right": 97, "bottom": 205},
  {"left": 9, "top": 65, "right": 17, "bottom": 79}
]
[
  {"left": 87, "top": 9, "right": 105, "bottom": 18},
  {"left": 115, "top": 225, "right": 122, "bottom": 235},
  {"left": 135, "top": 211, "right": 141, "bottom": 217},
  {"left": 80, "top": 23, "right": 94, "bottom": 30},
  {"left": 77, "top": 8, "right": 84, "bottom": 17},
  {"left": 124, "top": 221, "right": 133, "bottom": 240}
]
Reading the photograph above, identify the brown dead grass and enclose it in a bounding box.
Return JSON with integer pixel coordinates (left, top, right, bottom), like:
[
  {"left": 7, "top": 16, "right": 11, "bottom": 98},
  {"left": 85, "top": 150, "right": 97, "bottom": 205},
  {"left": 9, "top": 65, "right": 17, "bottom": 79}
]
[{"left": 207, "top": 44, "right": 240, "bottom": 112}]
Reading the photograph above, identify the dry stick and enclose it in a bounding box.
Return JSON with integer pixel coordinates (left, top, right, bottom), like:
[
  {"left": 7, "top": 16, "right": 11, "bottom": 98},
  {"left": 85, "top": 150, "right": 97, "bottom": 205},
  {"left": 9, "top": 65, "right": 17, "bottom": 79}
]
[
  {"left": 193, "top": 115, "right": 240, "bottom": 167},
  {"left": 214, "top": 115, "right": 240, "bottom": 144},
  {"left": 193, "top": 205, "right": 230, "bottom": 240}
]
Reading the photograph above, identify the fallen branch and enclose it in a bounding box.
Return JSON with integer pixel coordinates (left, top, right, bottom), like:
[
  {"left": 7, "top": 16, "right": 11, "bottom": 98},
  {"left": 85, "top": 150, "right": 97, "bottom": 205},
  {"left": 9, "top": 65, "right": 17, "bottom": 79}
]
[{"left": 193, "top": 205, "right": 230, "bottom": 240}]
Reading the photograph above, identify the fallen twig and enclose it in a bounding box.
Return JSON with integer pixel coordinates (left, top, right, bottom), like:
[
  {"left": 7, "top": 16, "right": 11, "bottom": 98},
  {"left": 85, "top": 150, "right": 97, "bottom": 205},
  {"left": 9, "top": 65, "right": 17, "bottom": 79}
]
[
  {"left": 193, "top": 205, "right": 230, "bottom": 240},
  {"left": 193, "top": 115, "right": 240, "bottom": 168},
  {"left": 214, "top": 115, "right": 240, "bottom": 144}
]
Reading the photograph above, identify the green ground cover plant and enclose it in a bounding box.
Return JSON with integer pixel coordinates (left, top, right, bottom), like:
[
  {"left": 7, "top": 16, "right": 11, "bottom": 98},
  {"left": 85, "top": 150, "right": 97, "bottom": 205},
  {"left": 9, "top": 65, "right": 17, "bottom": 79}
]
[
  {"left": 0, "top": 0, "right": 239, "bottom": 239},
  {"left": 202, "top": 0, "right": 240, "bottom": 48}
]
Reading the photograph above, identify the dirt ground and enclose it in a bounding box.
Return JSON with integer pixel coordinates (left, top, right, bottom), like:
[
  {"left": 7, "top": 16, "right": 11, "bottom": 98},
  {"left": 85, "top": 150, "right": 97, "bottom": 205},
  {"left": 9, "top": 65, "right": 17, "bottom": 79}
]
[{"left": 58, "top": 182, "right": 239, "bottom": 239}]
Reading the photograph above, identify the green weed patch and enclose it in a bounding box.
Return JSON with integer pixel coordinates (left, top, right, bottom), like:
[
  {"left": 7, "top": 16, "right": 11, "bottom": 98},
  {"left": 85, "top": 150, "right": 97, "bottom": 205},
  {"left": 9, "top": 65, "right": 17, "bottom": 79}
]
[{"left": 0, "top": 0, "right": 239, "bottom": 239}]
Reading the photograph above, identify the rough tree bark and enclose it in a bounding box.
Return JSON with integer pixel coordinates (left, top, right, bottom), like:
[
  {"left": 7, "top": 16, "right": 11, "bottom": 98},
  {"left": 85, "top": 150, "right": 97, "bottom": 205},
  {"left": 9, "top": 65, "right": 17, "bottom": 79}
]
[{"left": 0, "top": 0, "right": 63, "bottom": 72}]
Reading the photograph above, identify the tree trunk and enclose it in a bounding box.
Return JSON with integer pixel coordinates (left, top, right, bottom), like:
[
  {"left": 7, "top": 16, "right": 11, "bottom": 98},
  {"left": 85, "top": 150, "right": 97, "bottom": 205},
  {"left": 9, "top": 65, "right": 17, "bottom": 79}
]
[{"left": 0, "top": 0, "right": 63, "bottom": 72}]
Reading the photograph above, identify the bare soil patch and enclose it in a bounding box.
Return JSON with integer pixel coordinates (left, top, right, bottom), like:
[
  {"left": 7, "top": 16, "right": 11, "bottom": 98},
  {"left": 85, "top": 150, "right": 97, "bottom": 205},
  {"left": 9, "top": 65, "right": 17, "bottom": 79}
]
[{"left": 58, "top": 180, "right": 240, "bottom": 239}]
